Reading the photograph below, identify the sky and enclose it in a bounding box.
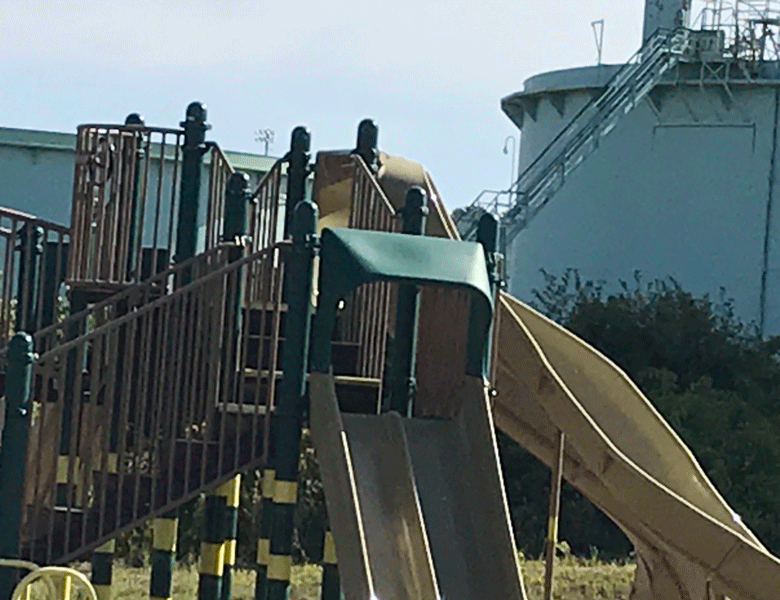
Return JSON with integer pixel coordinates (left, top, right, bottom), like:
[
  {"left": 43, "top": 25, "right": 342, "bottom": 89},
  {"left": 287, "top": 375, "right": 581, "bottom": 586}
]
[{"left": 0, "top": 0, "right": 659, "bottom": 210}]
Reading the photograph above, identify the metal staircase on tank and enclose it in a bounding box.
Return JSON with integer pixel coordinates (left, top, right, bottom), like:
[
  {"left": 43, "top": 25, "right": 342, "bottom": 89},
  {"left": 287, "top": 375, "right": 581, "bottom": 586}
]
[
  {"left": 454, "top": 27, "right": 691, "bottom": 247},
  {"left": 2, "top": 109, "right": 391, "bottom": 567}
]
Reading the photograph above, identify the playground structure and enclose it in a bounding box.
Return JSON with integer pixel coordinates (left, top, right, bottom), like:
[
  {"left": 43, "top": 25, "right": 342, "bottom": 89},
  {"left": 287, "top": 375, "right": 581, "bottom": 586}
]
[{"left": 0, "top": 103, "right": 778, "bottom": 600}]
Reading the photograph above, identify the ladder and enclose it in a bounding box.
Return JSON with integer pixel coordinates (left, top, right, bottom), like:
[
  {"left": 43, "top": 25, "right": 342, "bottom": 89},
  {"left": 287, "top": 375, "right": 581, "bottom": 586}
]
[{"left": 455, "top": 28, "right": 690, "bottom": 246}]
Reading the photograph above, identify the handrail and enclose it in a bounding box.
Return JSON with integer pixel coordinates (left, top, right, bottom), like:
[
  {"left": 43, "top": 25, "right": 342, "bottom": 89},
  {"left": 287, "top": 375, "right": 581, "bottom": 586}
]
[
  {"left": 24, "top": 241, "right": 289, "bottom": 564},
  {"left": 32, "top": 242, "right": 239, "bottom": 355},
  {"left": 37, "top": 241, "right": 288, "bottom": 361},
  {"left": 455, "top": 28, "right": 689, "bottom": 241}
]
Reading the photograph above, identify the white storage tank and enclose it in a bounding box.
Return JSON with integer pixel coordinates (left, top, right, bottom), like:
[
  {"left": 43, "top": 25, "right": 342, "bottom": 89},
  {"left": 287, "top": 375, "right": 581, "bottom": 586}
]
[{"left": 501, "top": 0, "right": 780, "bottom": 334}]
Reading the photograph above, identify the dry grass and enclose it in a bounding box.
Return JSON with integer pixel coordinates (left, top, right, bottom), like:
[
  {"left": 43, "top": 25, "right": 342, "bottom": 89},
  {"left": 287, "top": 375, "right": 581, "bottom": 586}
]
[{"left": 54, "top": 556, "right": 633, "bottom": 600}]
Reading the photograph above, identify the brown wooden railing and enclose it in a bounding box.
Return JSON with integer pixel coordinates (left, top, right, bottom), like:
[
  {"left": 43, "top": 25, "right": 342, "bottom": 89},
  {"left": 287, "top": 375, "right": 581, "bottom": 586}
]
[
  {"left": 0, "top": 208, "right": 69, "bottom": 347},
  {"left": 22, "top": 242, "right": 287, "bottom": 564}
]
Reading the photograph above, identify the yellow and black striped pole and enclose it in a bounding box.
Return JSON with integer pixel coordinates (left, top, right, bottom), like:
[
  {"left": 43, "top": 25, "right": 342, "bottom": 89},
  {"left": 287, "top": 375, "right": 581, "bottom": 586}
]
[
  {"left": 320, "top": 529, "right": 341, "bottom": 600},
  {"left": 266, "top": 475, "right": 297, "bottom": 599},
  {"left": 90, "top": 539, "right": 115, "bottom": 600},
  {"left": 198, "top": 493, "right": 227, "bottom": 600},
  {"left": 150, "top": 510, "right": 179, "bottom": 600},
  {"left": 216, "top": 475, "right": 241, "bottom": 600},
  {"left": 266, "top": 185, "right": 316, "bottom": 600},
  {"left": 254, "top": 467, "right": 275, "bottom": 600}
]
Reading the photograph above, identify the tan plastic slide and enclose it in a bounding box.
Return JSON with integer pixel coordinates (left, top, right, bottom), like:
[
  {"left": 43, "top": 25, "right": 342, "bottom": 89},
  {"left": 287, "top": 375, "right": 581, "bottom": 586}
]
[{"left": 311, "top": 150, "right": 780, "bottom": 599}]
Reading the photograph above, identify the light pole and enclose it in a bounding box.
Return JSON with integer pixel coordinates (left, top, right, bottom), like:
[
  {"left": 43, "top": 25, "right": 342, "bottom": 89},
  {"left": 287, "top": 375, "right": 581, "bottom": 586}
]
[{"left": 503, "top": 135, "right": 517, "bottom": 192}]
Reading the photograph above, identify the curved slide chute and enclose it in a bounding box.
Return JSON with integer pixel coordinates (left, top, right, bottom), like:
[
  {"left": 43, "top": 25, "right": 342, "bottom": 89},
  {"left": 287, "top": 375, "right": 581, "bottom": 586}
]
[{"left": 309, "top": 149, "right": 780, "bottom": 599}]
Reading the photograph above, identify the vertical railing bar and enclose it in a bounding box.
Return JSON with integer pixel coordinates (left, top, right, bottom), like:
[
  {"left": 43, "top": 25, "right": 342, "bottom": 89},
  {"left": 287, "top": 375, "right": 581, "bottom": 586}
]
[
  {"left": 132, "top": 132, "right": 153, "bottom": 284},
  {"left": 263, "top": 258, "right": 284, "bottom": 461},
  {"left": 62, "top": 333, "right": 86, "bottom": 559},
  {"left": 152, "top": 134, "right": 167, "bottom": 267},
  {"left": 97, "top": 323, "right": 119, "bottom": 540},
  {"left": 114, "top": 313, "right": 139, "bottom": 535},
  {"left": 166, "top": 293, "right": 186, "bottom": 506},
  {"left": 181, "top": 288, "right": 200, "bottom": 498},
  {"left": 166, "top": 134, "right": 183, "bottom": 269}
]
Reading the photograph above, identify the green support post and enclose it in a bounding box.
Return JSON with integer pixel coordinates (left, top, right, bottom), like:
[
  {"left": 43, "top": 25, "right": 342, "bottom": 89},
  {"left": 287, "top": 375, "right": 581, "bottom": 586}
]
[
  {"left": 388, "top": 187, "right": 428, "bottom": 417},
  {"left": 175, "top": 101, "right": 210, "bottom": 288},
  {"left": 39, "top": 240, "right": 68, "bottom": 330},
  {"left": 224, "top": 173, "right": 250, "bottom": 244},
  {"left": 91, "top": 539, "right": 115, "bottom": 600},
  {"left": 254, "top": 467, "right": 275, "bottom": 600},
  {"left": 149, "top": 510, "right": 178, "bottom": 600},
  {"left": 15, "top": 224, "right": 43, "bottom": 333},
  {"left": 319, "top": 528, "right": 341, "bottom": 600},
  {"left": 198, "top": 494, "right": 227, "bottom": 600},
  {"left": 467, "top": 213, "right": 501, "bottom": 377},
  {"left": 0, "top": 333, "right": 34, "bottom": 600},
  {"left": 266, "top": 200, "right": 318, "bottom": 600},
  {"left": 124, "top": 113, "right": 146, "bottom": 281},
  {"left": 283, "top": 127, "right": 311, "bottom": 239},
  {"left": 223, "top": 172, "right": 251, "bottom": 403},
  {"left": 353, "top": 119, "right": 379, "bottom": 173}
]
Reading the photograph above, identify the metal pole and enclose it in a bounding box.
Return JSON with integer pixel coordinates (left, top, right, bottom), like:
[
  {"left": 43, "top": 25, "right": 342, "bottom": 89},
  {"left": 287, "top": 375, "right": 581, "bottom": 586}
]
[
  {"left": 320, "top": 528, "right": 341, "bottom": 600},
  {"left": 283, "top": 127, "right": 311, "bottom": 239},
  {"left": 0, "top": 333, "right": 34, "bottom": 600},
  {"left": 254, "top": 467, "right": 275, "bottom": 600},
  {"left": 354, "top": 119, "right": 379, "bottom": 173},
  {"left": 91, "top": 540, "right": 115, "bottom": 600},
  {"left": 388, "top": 187, "right": 428, "bottom": 416},
  {"left": 124, "top": 113, "right": 145, "bottom": 282},
  {"left": 175, "top": 102, "right": 210, "bottom": 288},
  {"left": 266, "top": 200, "right": 318, "bottom": 600},
  {"left": 217, "top": 475, "right": 241, "bottom": 600},
  {"left": 15, "top": 224, "right": 43, "bottom": 333},
  {"left": 466, "top": 213, "right": 500, "bottom": 378},
  {"left": 198, "top": 494, "right": 227, "bottom": 600},
  {"left": 149, "top": 510, "right": 178, "bottom": 600},
  {"left": 543, "top": 431, "right": 566, "bottom": 600}
]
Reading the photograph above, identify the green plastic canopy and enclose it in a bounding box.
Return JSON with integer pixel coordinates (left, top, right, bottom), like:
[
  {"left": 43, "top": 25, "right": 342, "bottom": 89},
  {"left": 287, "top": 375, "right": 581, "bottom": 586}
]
[{"left": 311, "top": 227, "right": 494, "bottom": 375}]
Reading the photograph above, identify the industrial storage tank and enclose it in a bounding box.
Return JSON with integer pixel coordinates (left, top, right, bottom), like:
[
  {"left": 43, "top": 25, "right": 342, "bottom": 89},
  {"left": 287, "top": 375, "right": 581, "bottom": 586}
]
[{"left": 488, "top": 0, "right": 780, "bottom": 334}]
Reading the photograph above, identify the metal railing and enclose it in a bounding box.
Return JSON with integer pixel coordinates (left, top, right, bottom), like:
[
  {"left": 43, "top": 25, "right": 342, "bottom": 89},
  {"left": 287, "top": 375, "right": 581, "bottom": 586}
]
[
  {"left": 247, "top": 159, "right": 284, "bottom": 254},
  {"left": 340, "top": 156, "right": 397, "bottom": 381},
  {"left": 68, "top": 123, "right": 244, "bottom": 289},
  {"left": 0, "top": 208, "right": 69, "bottom": 348},
  {"left": 455, "top": 28, "right": 690, "bottom": 244},
  {"left": 203, "top": 145, "right": 236, "bottom": 252},
  {"left": 21, "top": 242, "right": 288, "bottom": 564},
  {"left": 32, "top": 244, "right": 237, "bottom": 357}
]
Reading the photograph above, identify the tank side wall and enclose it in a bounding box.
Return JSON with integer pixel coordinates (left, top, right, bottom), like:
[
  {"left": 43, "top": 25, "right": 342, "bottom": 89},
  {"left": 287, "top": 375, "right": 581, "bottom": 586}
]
[{"left": 509, "top": 83, "right": 776, "bottom": 332}]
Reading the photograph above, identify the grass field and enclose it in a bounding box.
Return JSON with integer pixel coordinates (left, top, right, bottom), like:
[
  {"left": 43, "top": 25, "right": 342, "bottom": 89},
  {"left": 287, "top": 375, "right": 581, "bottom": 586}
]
[{"left": 60, "top": 556, "right": 634, "bottom": 600}]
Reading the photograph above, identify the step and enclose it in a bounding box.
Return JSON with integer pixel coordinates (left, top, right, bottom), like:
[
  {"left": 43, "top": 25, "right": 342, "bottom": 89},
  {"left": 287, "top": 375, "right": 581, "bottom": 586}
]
[
  {"left": 244, "top": 337, "right": 360, "bottom": 375},
  {"left": 240, "top": 371, "right": 382, "bottom": 415}
]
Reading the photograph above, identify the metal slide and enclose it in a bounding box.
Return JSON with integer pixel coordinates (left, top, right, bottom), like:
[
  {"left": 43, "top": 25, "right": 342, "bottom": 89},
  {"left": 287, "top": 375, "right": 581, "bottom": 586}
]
[{"left": 309, "top": 373, "right": 527, "bottom": 600}]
